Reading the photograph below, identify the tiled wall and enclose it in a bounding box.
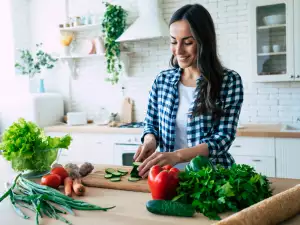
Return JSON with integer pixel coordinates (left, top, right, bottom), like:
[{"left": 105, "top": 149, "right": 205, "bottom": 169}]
[{"left": 12, "top": 0, "right": 300, "bottom": 124}]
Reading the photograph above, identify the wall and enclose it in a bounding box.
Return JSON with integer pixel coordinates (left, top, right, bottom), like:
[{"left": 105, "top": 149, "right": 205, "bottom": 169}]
[
  {"left": 0, "top": 0, "right": 31, "bottom": 132},
  {"left": 12, "top": 0, "right": 300, "bottom": 124}
]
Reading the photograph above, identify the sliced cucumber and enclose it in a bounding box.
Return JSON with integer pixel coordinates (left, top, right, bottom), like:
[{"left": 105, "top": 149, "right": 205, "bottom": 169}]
[
  {"left": 104, "top": 174, "right": 112, "bottom": 179},
  {"left": 112, "top": 172, "right": 122, "bottom": 177},
  {"left": 130, "top": 161, "right": 142, "bottom": 178},
  {"left": 110, "top": 177, "right": 121, "bottom": 182},
  {"left": 118, "top": 169, "right": 128, "bottom": 176},
  {"left": 133, "top": 162, "right": 142, "bottom": 167},
  {"left": 105, "top": 168, "right": 116, "bottom": 174},
  {"left": 128, "top": 177, "right": 140, "bottom": 182}
]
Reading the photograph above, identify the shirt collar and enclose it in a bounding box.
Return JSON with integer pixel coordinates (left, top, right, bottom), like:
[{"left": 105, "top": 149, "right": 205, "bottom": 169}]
[{"left": 170, "top": 67, "right": 204, "bottom": 87}]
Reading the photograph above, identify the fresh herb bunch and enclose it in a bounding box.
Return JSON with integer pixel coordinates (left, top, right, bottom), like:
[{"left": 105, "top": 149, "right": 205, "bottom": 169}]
[
  {"left": 15, "top": 43, "right": 57, "bottom": 78},
  {"left": 0, "top": 118, "right": 72, "bottom": 172},
  {"left": 173, "top": 164, "right": 273, "bottom": 220},
  {"left": 102, "top": 2, "right": 127, "bottom": 84}
]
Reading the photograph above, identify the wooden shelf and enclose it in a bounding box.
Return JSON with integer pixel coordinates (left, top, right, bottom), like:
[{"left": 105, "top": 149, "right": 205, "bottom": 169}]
[
  {"left": 58, "top": 54, "right": 105, "bottom": 59},
  {"left": 257, "top": 51, "right": 286, "bottom": 56},
  {"left": 60, "top": 23, "right": 101, "bottom": 32},
  {"left": 257, "top": 24, "right": 286, "bottom": 30},
  {"left": 57, "top": 52, "right": 133, "bottom": 79}
]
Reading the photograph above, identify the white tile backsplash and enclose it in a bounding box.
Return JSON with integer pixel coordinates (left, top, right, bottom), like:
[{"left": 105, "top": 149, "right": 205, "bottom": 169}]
[{"left": 9, "top": 0, "right": 300, "bottom": 124}]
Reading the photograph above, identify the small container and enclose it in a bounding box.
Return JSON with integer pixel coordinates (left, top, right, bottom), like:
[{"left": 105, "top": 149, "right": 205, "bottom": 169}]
[
  {"left": 74, "top": 17, "right": 81, "bottom": 26},
  {"left": 262, "top": 45, "right": 270, "bottom": 53},
  {"left": 272, "top": 44, "right": 281, "bottom": 52}
]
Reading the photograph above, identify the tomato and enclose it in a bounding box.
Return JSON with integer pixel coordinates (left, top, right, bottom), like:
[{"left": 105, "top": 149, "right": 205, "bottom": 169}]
[
  {"left": 50, "top": 167, "right": 69, "bottom": 185},
  {"left": 41, "top": 174, "right": 61, "bottom": 189}
]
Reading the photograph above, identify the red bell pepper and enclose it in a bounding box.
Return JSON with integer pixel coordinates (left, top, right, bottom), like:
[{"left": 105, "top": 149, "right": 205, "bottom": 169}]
[{"left": 148, "top": 164, "right": 180, "bottom": 200}]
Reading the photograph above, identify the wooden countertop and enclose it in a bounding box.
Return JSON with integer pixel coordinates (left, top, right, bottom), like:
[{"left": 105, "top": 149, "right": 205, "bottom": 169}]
[
  {"left": 44, "top": 123, "right": 143, "bottom": 135},
  {"left": 44, "top": 123, "right": 300, "bottom": 138},
  {"left": 1, "top": 160, "right": 300, "bottom": 225},
  {"left": 1, "top": 176, "right": 300, "bottom": 224}
]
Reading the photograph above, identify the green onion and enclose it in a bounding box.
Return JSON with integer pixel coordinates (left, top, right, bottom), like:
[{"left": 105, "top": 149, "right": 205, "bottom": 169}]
[{"left": 0, "top": 173, "right": 115, "bottom": 225}]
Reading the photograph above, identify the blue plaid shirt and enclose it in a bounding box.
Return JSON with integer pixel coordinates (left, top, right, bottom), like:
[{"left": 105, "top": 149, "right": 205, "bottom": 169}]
[{"left": 141, "top": 67, "right": 244, "bottom": 168}]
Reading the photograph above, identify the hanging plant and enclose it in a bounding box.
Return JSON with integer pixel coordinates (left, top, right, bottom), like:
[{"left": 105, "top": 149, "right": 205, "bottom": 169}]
[{"left": 102, "top": 2, "right": 127, "bottom": 84}]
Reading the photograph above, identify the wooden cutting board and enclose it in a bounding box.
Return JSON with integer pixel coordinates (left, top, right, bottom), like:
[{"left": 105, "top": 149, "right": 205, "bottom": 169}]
[
  {"left": 120, "top": 97, "right": 133, "bottom": 123},
  {"left": 81, "top": 165, "right": 150, "bottom": 193}
]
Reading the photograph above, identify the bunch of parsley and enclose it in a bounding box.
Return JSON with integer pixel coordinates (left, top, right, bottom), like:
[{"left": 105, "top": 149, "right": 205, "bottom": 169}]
[
  {"left": 173, "top": 164, "right": 273, "bottom": 220},
  {"left": 0, "top": 118, "right": 72, "bottom": 172}
]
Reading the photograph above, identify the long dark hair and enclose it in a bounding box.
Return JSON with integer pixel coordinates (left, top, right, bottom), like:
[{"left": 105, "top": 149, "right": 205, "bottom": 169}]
[{"left": 169, "top": 4, "right": 224, "bottom": 118}]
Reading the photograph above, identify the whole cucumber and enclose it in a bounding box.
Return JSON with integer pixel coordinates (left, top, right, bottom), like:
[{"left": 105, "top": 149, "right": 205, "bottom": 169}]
[{"left": 146, "top": 200, "right": 195, "bottom": 217}]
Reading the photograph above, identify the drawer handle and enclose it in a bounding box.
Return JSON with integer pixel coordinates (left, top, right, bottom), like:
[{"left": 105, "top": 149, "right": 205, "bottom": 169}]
[
  {"left": 95, "top": 141, "right": 102, "bottom": 144},
  {"left": 252, "top": 159, "right": 261, "bottom": 162},
  {"left": 232, "top": 145, "right": 242, "bottom": 148}
]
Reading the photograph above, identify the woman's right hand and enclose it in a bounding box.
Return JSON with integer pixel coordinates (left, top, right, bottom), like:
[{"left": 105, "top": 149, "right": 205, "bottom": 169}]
[{"left": 133, "top": 134, "right": 157, "bottom": 162}]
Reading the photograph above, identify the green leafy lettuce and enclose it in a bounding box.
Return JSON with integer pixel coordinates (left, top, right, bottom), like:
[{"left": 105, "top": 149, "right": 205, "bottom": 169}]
[
  {"left": 0, "top": 118, "right": 72, "bottom": 172},
  {"left": 173, "top": 164, "right": 273, "bottom": 220}
]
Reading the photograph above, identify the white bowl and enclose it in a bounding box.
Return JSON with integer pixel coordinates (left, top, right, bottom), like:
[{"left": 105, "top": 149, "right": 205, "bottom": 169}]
[
  {"left": 272, "top": 44, "right": 281, "bottom": 52},
  {"left": 262, "top": 45, "right": 270, "bottom": 53},
  {"left": 263, "top": 14, "right": 285, "bottom": 25}
]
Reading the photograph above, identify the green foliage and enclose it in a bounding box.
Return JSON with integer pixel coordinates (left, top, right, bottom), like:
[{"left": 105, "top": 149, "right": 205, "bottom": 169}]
[
  {"left": 0, "top": 118, "right": 72, "bottom": 172},
  {"left": 173, "top": 164, "right": 273, "bottom": 220},
  {"left": 102, "top": 2, "right": 127, "bottom": 84},
  {"left": 15, "top": 43, "right": 58, "bottom": 78}
]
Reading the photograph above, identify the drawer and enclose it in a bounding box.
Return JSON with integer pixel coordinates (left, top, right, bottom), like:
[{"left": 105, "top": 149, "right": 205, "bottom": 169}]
[
  {"left": 232, "top": 155, "right": 275, "bottom": 177},
  {"left": 113, "top": 134, "right": 142, "bottom": 144},
  {"left": 229, "top": 137, "right": 275, "bottom": 157}
]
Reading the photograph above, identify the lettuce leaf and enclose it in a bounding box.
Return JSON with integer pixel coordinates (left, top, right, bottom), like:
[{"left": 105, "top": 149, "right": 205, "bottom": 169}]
[{"left": 0, "top": 118, "right": 72, "bottom": 172}]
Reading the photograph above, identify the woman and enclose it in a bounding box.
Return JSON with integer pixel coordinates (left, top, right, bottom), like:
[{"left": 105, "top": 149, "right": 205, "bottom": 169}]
[{"left": 134, "top": 4, "right": 244, "bottom": 178}]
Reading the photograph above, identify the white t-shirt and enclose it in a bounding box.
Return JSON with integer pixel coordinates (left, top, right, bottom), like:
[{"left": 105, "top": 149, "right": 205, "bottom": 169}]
[{"left": 174, "top": 81, "right": 196, "bottom": 170}]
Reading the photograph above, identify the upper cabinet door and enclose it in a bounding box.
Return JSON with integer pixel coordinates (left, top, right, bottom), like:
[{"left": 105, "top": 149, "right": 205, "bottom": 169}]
[
  {"left": 250, "top": 0, "right": 294, "bottom": 82},
  {"left": 294, "top": 0, "right": 300, "bottom": 81}
]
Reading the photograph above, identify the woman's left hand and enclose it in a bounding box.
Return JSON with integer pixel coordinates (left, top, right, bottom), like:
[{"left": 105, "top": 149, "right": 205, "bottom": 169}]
[{"left": 138, "top": 151, "right": 180, "bottom": 178}]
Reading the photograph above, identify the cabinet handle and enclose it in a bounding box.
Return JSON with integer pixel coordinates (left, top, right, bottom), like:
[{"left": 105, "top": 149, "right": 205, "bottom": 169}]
[
  {"left": 95, "top": 141, "right": 102, "bottom": 144},
  {"left": 291, "top": 75, "right": 295, "bottom": 79},
  {"left": 297, "top": 75, "right": 300, "bottom": 79},
  {"left": 232, "top": 145, "right": 242, "bottom": 148},
  {"left": 252, "top": 159, "right": 261, "bottom": 162}
]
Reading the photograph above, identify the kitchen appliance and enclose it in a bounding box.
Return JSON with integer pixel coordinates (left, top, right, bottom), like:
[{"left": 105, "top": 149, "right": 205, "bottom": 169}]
[
  {"left": 67, "top": 112, "right": 87, "bottom": 126},
  {"left": 114, "top": 137, "right": 141, "bottom": 166},
  {"left": 116, "top": 0, "right": 169, "bottom": 42},
  {"left": 82, "top": 165, "right": 149, "bottom": 192},
  {"left": 1, "top": 93, "right": 64, "bottom": 131},
  {"left": 118, "top": 122, "right": 144, "bottom": 128}
]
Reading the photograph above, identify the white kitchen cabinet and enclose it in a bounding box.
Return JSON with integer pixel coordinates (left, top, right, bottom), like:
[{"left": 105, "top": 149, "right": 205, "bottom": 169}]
[
  {"left": 230, "top": 137, "right": 276, "bottom": 177},
  {"left": 275, "top": 138, "right": 300, "bottom": 179},
  {"left": 230, "top": 137, "right": 275, "bottom": 156},
  {"left": 249, "top": 0, "right": 300, "bottom": 82},
  {"left": 233, "top": 155, "right": 275, "bottom": 177},
  {"left": 46, "top": 132, "right": 114, "bottom": 165}
]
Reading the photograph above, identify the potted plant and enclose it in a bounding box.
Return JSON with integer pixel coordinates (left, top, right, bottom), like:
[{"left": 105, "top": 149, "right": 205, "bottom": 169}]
[
  {"left": 0, "top": 118, "right": 72, "bottom": 177},
  {"left": 102, "top": 2, "right": 127, "bottom": 84},
  {"left": 15, "top": 43, "right": 58, "bottom": 92}
]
